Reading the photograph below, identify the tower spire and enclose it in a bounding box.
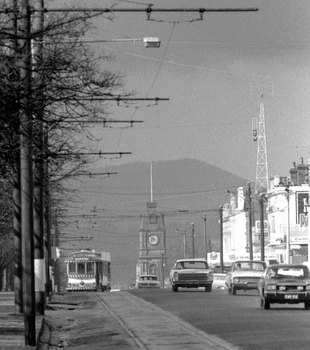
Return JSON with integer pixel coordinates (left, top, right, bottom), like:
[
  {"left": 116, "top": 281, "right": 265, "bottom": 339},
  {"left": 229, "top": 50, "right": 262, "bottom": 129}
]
[{"left": 150, "top": 161, "right": 153, "bottom": 202}]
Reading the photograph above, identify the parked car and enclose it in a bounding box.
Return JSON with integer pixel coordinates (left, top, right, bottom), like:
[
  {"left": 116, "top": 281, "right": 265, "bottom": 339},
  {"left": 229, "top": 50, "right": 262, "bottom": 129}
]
[
  {"left": 135, "top": 275, "right": 161, "bottom": 289},
  {"left": 170, "top": 258, "right": 213, "bottom": 292},
  {"left": 225, "top": 260, "right": 267, "bottom": 295},
  {"left": 258, "top": 264, "right": 310, "bottom": 309},
  {"left": 212, "top": 273, "right": 227, "bottom": 289}
]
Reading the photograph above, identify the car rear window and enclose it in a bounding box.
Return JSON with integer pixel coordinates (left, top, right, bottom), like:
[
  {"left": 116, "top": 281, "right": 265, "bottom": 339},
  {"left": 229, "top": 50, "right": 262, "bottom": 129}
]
[{"left": 176, "top": 261, "right": 208, "bottom": 269}]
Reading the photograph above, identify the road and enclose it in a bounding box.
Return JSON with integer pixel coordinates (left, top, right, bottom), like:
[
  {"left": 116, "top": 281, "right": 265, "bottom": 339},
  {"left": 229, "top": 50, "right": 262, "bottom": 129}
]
[{"left": 128, "top": 287, "right": 310, "bottom": 350}]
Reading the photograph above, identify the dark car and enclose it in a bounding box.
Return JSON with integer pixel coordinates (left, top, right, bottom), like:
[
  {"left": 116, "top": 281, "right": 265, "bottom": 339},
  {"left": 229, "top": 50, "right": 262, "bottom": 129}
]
[{"left": 258, "top": 264, "right": 310, "bottom": 309}]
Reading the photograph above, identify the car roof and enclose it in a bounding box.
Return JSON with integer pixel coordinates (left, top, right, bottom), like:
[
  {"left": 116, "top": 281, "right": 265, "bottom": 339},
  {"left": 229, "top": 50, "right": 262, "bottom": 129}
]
[
  {"left": 234, "top": 260, "right": 265, "bottom": 263},
  {"left": 176, "top": 258, "right": 207, "bottom": 262},
  {"left": 267, "top": 264, "right": 308, "bottom": 269}
]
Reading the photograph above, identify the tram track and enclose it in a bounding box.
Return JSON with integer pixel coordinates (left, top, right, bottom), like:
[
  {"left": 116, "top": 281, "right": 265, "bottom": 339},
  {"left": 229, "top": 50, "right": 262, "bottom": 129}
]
[{"left": 93, "top": 292, "right": 148, "bottom": 349}]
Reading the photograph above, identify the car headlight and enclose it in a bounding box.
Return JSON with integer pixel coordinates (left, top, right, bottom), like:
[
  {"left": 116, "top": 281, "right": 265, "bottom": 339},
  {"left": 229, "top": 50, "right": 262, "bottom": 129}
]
[
  {"left": 233, "top": 278, "right": 239, "bottom": 283},
  {"left": 266, "top": 284, "right": 276, "bottom": 291},
  {"left": 173, "top": 272, "right": 179, "bottom": 281},
  {"left": 297, "top": 286, "right": 304, "bottom": 291},
  {"left": 278, "top": 286, "right": 286, "bottom": 291},
  {"left": 306, "top": 285, "right": 310, "bottom": 291}
]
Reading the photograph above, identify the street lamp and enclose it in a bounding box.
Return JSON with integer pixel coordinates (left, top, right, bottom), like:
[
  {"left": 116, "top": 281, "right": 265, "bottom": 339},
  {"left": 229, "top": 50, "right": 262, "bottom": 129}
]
[
  {"left": 175, "top": 229, "right": 187, "bottom": 259},
  {"left": 191, "top": 223, "right": 195, "bottom": 259},
  {"left": 50, "top": 37, "right": 161, "bottom": 48},
  {"left": 203, "top": 214, "right": 207, "bottom": 262}
]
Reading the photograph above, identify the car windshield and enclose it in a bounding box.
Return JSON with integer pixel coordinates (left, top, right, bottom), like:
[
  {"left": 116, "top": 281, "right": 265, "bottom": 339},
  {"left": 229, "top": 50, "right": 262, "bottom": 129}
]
[
  {"left": 267, "top": 267, "right": 309, "bottom": 278},
  {"left": 140, "top": 276, "right": 158, "bottom": 281},
  {"left": 176, "top": 261, "right": 208, "bottom": 269},
  {"left": 235, "top": 262, "right": 265, "bottom": 271}
]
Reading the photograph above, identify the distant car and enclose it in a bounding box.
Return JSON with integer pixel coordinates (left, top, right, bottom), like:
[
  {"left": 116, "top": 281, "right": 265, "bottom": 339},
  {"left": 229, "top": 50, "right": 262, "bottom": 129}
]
[
  {"left": 225, "top": 260, "right": 267, "bottom": 295},
  {"left": 135, "top": 275, "right": 161, "bottom": 289},
  {"left": 212, "top": 273, "right": 227, "bottom": 289},
  {"left": 258, "top": 264, "right": 310, "bottom": 310},
  {"left": 212, "top": 264, "right": 231, "bottom": 274},
  {"left": 170, "top": 258, "right": 213, "bottom": 292}
]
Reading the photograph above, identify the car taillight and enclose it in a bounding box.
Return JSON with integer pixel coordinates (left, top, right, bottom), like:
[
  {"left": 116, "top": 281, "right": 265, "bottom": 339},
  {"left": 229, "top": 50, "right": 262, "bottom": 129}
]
[
  {"left": 173, "top": 272, "right": 179, "bottom": 281},
  {"left": 266, "top": 284, "right": 276, "bottom": 291}
]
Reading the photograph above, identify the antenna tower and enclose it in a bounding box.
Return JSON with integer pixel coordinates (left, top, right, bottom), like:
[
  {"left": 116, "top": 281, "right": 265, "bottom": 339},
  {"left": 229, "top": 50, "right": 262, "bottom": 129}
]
[
  {"left": 252, "top": 79, "right": 273, "bottom": 194},
  {"left": 255, "top": 102, "right": 269, "bottom": 193}
]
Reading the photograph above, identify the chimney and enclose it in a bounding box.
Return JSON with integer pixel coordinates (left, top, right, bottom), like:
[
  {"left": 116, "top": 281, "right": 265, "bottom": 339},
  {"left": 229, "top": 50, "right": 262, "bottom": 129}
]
[
  {"left": 297, "top": 157, "right": 307, "bottom": 185},
  {"left": 290, "top": 162, "right": 298, "bottom": 185}
]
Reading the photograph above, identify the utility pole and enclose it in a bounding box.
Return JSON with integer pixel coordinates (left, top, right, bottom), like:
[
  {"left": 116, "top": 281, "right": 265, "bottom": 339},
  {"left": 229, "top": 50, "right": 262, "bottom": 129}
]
[
  {"left": 203, "top": 214, "right": 208, "bottom": 262},
  {"left": 191, "top": 223, "right": 195, "bottom": 259},
  {"left": 33, "top": 0, "right": 45, "bottom": 315},
  {"left": 8, "top": 0, "right": 23, "bottom": 315},
  {"left": 285, "top": 185, "right": 291, "bottom": 263},
  {"left": 19, "top": 0, "right": 36, "bottom": 344},
  {"left": 219, "top": 206, "right": 223, "bottom": 274},
  {"left": 259, "top": 194, "right": 265, "bottom": 261},
  {"left": 247, "top": 182, "right": 253, "bottom": 260}
]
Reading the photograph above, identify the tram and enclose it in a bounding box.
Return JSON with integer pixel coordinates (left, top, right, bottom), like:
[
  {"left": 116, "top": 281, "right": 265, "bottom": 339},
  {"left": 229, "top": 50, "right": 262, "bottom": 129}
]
[{"left": 65, "top": 249, "right": 111, "bottom": 292}]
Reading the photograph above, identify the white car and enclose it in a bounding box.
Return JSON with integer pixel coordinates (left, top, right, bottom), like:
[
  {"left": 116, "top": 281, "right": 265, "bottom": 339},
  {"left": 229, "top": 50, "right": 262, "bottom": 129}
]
[
  {"left": 170, "top": 258, "right": 213, "bottom": 292},
  {"left": 135, "top": 275, "right": 161, "bottom": 289},
  {"left": 225, "top": 260, "right": 267, "bottom": 295},
  {"left": 212, "top": 273, "right": 227, "bottom": 289}
]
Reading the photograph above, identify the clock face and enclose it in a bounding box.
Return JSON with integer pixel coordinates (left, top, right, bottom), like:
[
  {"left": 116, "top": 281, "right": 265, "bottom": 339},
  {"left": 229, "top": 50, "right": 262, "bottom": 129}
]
[{"left": 148, "top": 234, "right": 159, "bottom": 246}]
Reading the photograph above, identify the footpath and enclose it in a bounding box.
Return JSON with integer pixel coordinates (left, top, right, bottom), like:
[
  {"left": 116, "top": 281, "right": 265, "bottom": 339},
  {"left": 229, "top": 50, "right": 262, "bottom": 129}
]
[{"left": 0, "top": 291, "right": 240, "bottom": 350}]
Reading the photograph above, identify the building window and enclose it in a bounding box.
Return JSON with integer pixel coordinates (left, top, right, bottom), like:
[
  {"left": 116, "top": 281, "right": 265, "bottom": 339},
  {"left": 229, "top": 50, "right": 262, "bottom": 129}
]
[
  {"left": 149, "top": 215, "right": 158, "bottom": 224},
  {"left": 149, "top": 263, "right": 158, "bottom": 275}
]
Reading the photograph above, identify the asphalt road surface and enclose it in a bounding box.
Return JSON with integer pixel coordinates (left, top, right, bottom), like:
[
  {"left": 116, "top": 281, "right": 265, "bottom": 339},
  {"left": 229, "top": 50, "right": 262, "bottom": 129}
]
[{"left": 128, "top": 287, "right": 310, "bottom": 350}]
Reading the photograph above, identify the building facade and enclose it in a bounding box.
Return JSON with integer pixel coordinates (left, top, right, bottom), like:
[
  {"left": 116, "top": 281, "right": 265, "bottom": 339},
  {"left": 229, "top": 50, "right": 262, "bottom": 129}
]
[{"left": 223, "top": 158, "right": 309, "bottom": 265}]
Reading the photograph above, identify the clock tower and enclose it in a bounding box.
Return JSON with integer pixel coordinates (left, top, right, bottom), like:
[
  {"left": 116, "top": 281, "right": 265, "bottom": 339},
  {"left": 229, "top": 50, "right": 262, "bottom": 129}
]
[{"left": 137, "top": 201, "right": 167, "bottom": 286}]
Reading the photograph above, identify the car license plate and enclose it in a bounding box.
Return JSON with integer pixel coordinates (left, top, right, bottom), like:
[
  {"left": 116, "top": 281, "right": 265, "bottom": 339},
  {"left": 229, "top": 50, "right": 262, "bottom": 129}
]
[{"left": 285, "top": 294, "right": 298, "bottom": 299}]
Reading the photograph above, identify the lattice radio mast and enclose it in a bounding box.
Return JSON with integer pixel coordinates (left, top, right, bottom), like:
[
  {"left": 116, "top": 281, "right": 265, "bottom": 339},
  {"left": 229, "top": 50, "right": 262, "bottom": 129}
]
[{"left": 251, "top": 79, "right": 273, "bottom": 194}]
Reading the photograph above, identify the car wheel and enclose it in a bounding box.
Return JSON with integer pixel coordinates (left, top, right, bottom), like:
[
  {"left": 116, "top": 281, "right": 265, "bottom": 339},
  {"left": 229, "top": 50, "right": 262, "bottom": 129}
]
[
  {"left": 232, "top": 286, "right": 237, "bottom": 295},
  {"left": 205, "top": 285, "right": 212, "bottom": 292},
  {"left": 262, "top": 296, "right": 270, "bottom": 309},
  {"left": 304, "top": 301, "right": 310, "bottom": 310},
  {"left": 172, "top": 284, "right": 178, "bottom": 292}
]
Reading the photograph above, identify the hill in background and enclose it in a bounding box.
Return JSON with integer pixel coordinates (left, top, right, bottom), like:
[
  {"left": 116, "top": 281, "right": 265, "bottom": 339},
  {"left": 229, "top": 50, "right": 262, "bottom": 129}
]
[{"left": 62, "top": 158, "right": 249, "bottom": 288}]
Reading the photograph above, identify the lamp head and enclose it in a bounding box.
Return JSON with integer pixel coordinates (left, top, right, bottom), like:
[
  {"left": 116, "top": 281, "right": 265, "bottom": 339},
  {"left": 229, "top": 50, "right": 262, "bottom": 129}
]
[{"left": 143, "top": 37, "right": 161, "bottom": 48}]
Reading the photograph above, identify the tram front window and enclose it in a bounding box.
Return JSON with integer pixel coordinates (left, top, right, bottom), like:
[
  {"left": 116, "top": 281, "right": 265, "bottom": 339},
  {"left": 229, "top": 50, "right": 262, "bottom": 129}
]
[
  {"left": 77, "top": 262, "right": 85, "bottom": 274},
  {"left": 69, "top": 262, "right": 76, "bottom": 273},
  {"left": 86, "top": 262, "right": 94, "bottom": 274}
]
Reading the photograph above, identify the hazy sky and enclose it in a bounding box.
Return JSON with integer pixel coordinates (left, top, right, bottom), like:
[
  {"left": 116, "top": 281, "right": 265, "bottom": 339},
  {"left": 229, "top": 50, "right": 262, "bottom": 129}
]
[
  {"left": 48, "top": 0, "right": 310, "bottom": 286},
  {"left": 53, "top": 0, "right": 310, "bottom": 181}
]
